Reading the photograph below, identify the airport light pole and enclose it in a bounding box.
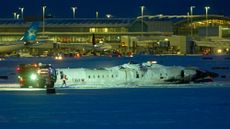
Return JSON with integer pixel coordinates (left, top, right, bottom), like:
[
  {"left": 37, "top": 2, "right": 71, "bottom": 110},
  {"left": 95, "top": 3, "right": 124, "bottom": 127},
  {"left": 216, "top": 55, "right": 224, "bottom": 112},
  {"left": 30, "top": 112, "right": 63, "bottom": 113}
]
[
  {"left": 106, "top": 14, "right": 112, "bottom": 18},
  {"left": 16, "top": 14, "right": 20, "bottom": 20},
  {"left": 96, "top": 10, "right": 99, "bottom": 18},
  {"left": 205, "top": 6, "right": 210, "bottom": 38},
  {"left": 42, "top": 5, "right": 46, "bottom": 35},
  {"left": 187, "top": 12, "right": 190, "bottom": 25},
  {"left": 140, "top": 5, "right": 145, "bottom": 38},
  {"left": 71, "top": 6, "right": 77, "bottom": 18},
  {"left": 13, "top": 12, "right": 17, "bottom": 19},
  {"left": 190, "top": 6, "right": 195, "bottom": 37},
  {"left": 19, "top": 7, "right": 24, "bottom": 19}
]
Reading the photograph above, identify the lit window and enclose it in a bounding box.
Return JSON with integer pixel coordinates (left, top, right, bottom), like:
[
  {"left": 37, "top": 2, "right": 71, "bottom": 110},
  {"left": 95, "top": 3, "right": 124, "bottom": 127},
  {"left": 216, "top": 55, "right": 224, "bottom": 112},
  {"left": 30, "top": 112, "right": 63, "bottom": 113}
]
[
  {"left": 90, "top": 28, "right": 96, "bottom": 32},
  {"left": 103, "top": 28, "right": 108, "bottom": 32}
]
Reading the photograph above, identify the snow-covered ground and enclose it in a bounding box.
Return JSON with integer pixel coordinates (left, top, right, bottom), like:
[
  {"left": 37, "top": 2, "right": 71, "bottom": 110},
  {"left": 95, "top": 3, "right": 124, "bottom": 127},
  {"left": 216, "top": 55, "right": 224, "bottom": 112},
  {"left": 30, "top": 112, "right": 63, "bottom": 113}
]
[
  {"left": 0, "top": 87, "right": 230, "bottom": 129},
  {"left": 0, "top": 55, "right": 230, "bottom": 129}
]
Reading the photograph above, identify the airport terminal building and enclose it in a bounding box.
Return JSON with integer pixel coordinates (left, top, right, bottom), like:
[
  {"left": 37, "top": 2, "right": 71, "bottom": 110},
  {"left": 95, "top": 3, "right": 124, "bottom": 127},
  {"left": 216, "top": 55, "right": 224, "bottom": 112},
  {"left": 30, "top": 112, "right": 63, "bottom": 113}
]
[{"left": 0, "top": 15, "right": 230, "bottom": 56}]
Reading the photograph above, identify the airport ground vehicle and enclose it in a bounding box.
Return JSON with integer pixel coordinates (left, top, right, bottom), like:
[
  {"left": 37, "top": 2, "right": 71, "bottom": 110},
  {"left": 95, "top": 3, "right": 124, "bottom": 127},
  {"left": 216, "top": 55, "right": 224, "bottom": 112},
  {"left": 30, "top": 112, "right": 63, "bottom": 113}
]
[{"left": 16, "top": 63, "right": 57, "bottom": 88}]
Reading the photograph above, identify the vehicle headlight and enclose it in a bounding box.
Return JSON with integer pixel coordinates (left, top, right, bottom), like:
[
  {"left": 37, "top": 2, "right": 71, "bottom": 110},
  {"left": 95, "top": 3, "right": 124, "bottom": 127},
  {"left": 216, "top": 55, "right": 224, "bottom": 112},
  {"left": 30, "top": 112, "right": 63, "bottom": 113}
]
[{"left": 30, "top": 73, "right": 38, "bottom": 81}]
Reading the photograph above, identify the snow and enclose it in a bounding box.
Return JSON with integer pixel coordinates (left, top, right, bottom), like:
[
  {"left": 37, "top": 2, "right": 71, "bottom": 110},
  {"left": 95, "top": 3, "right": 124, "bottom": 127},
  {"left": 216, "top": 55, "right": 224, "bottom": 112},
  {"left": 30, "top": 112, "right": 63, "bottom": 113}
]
[
  {"left": 1, "top": 87, "right": 230, "bottom": 129},
  {"left": 0, "top": 55, "right": 230, "bottom": 129}
]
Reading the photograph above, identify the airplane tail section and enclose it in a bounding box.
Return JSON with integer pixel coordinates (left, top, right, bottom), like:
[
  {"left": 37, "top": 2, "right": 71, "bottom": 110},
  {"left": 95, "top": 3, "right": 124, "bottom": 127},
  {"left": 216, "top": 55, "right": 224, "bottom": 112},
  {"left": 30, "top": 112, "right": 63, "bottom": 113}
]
[{"left": 21, "top": 22, "right": 40, "bottom": 43}]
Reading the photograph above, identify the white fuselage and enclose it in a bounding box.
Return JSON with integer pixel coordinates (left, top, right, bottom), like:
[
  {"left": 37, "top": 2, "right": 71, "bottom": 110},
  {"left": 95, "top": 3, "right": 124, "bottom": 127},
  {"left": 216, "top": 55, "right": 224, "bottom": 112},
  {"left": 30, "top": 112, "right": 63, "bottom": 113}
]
[{"left": 55, "top": 62, "right": 197, "bottom": 87}]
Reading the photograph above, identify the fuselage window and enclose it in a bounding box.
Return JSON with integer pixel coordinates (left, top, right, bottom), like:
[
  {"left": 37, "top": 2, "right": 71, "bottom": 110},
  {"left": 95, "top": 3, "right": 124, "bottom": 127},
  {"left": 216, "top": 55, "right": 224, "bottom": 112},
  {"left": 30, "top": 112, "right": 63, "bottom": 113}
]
[
  {"left": 136, "top": 73, "right": 139, "bottom": 78},
  {"left": 88, "top": 75, "right": 90, "bottom": 79},
  {"left": 98, "top": 75, "right": 100, "bottom": 78},
  {"left": 160, "top": 73, "right": 163, "bottom": 79},
  {"left": 111, "top": 75, "right": 114, "bottom": 78}
]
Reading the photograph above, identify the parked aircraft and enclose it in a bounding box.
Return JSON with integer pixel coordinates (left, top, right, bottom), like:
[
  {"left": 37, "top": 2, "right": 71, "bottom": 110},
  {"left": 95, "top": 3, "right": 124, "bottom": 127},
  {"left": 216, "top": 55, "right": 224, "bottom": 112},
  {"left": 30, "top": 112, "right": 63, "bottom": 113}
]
[
  {"left": 0, "top": 22, "right": 41, "bottom": 54},
  {"left": 56, "top": 33, "right": 113, "bottom": 52}
]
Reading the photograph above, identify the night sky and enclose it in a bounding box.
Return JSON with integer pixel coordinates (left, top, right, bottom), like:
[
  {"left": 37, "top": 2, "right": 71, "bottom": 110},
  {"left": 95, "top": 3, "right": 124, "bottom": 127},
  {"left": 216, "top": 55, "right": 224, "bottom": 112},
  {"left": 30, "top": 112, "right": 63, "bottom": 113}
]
[{"left": 0, "top": 0, "right": 229, "bottom": 18}]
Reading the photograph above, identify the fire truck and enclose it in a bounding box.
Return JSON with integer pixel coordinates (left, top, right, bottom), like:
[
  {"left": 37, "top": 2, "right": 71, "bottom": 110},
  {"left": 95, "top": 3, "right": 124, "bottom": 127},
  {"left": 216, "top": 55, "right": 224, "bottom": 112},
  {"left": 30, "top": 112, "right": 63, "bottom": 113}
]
[{"left": 16, "top": 63, "right": 57, "bottom": 88}]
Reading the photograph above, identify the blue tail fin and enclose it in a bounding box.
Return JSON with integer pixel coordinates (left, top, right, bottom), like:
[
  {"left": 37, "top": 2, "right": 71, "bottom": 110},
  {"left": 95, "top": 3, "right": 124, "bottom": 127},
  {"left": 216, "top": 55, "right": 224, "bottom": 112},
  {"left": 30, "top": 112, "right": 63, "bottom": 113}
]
[{"left": 21, "top": 22, "right": 40, "bottom": 42}]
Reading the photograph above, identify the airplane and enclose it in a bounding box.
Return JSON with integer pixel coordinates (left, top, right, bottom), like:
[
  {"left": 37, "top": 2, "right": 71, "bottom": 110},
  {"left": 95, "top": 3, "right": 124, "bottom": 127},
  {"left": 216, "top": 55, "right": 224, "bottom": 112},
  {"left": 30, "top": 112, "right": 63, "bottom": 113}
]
[
  {"left": 56, "top": 33, "right": 113, "bottom": 52},
  {"left": 91, "top": 33, "right": 113, "bottom": 51},
  {"left": 81, "top": 42, "right": 113, "bottom": 52},
  {"left": 54, "top": 61, "right": 218, "bottom": 87},
  {"left": 14, "top": 61, "right": 218, "bottom": 88},
  {"left": 0, "top": 22, "right": 41, "bottom": 54}
]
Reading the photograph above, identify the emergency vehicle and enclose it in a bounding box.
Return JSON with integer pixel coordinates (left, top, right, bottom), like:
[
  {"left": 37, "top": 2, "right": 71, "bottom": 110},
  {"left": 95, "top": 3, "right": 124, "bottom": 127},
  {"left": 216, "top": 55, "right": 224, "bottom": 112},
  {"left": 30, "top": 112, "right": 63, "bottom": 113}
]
[{"left": 16, "top": 63, "right": 57, "bottom": 88}]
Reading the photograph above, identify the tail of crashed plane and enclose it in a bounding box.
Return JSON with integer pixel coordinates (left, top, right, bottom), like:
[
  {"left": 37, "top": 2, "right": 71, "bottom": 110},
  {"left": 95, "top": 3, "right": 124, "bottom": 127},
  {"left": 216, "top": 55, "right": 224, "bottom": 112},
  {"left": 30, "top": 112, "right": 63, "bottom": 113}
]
[{"left": 20, "top": 22, "right": 40, "bottom": 45}]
